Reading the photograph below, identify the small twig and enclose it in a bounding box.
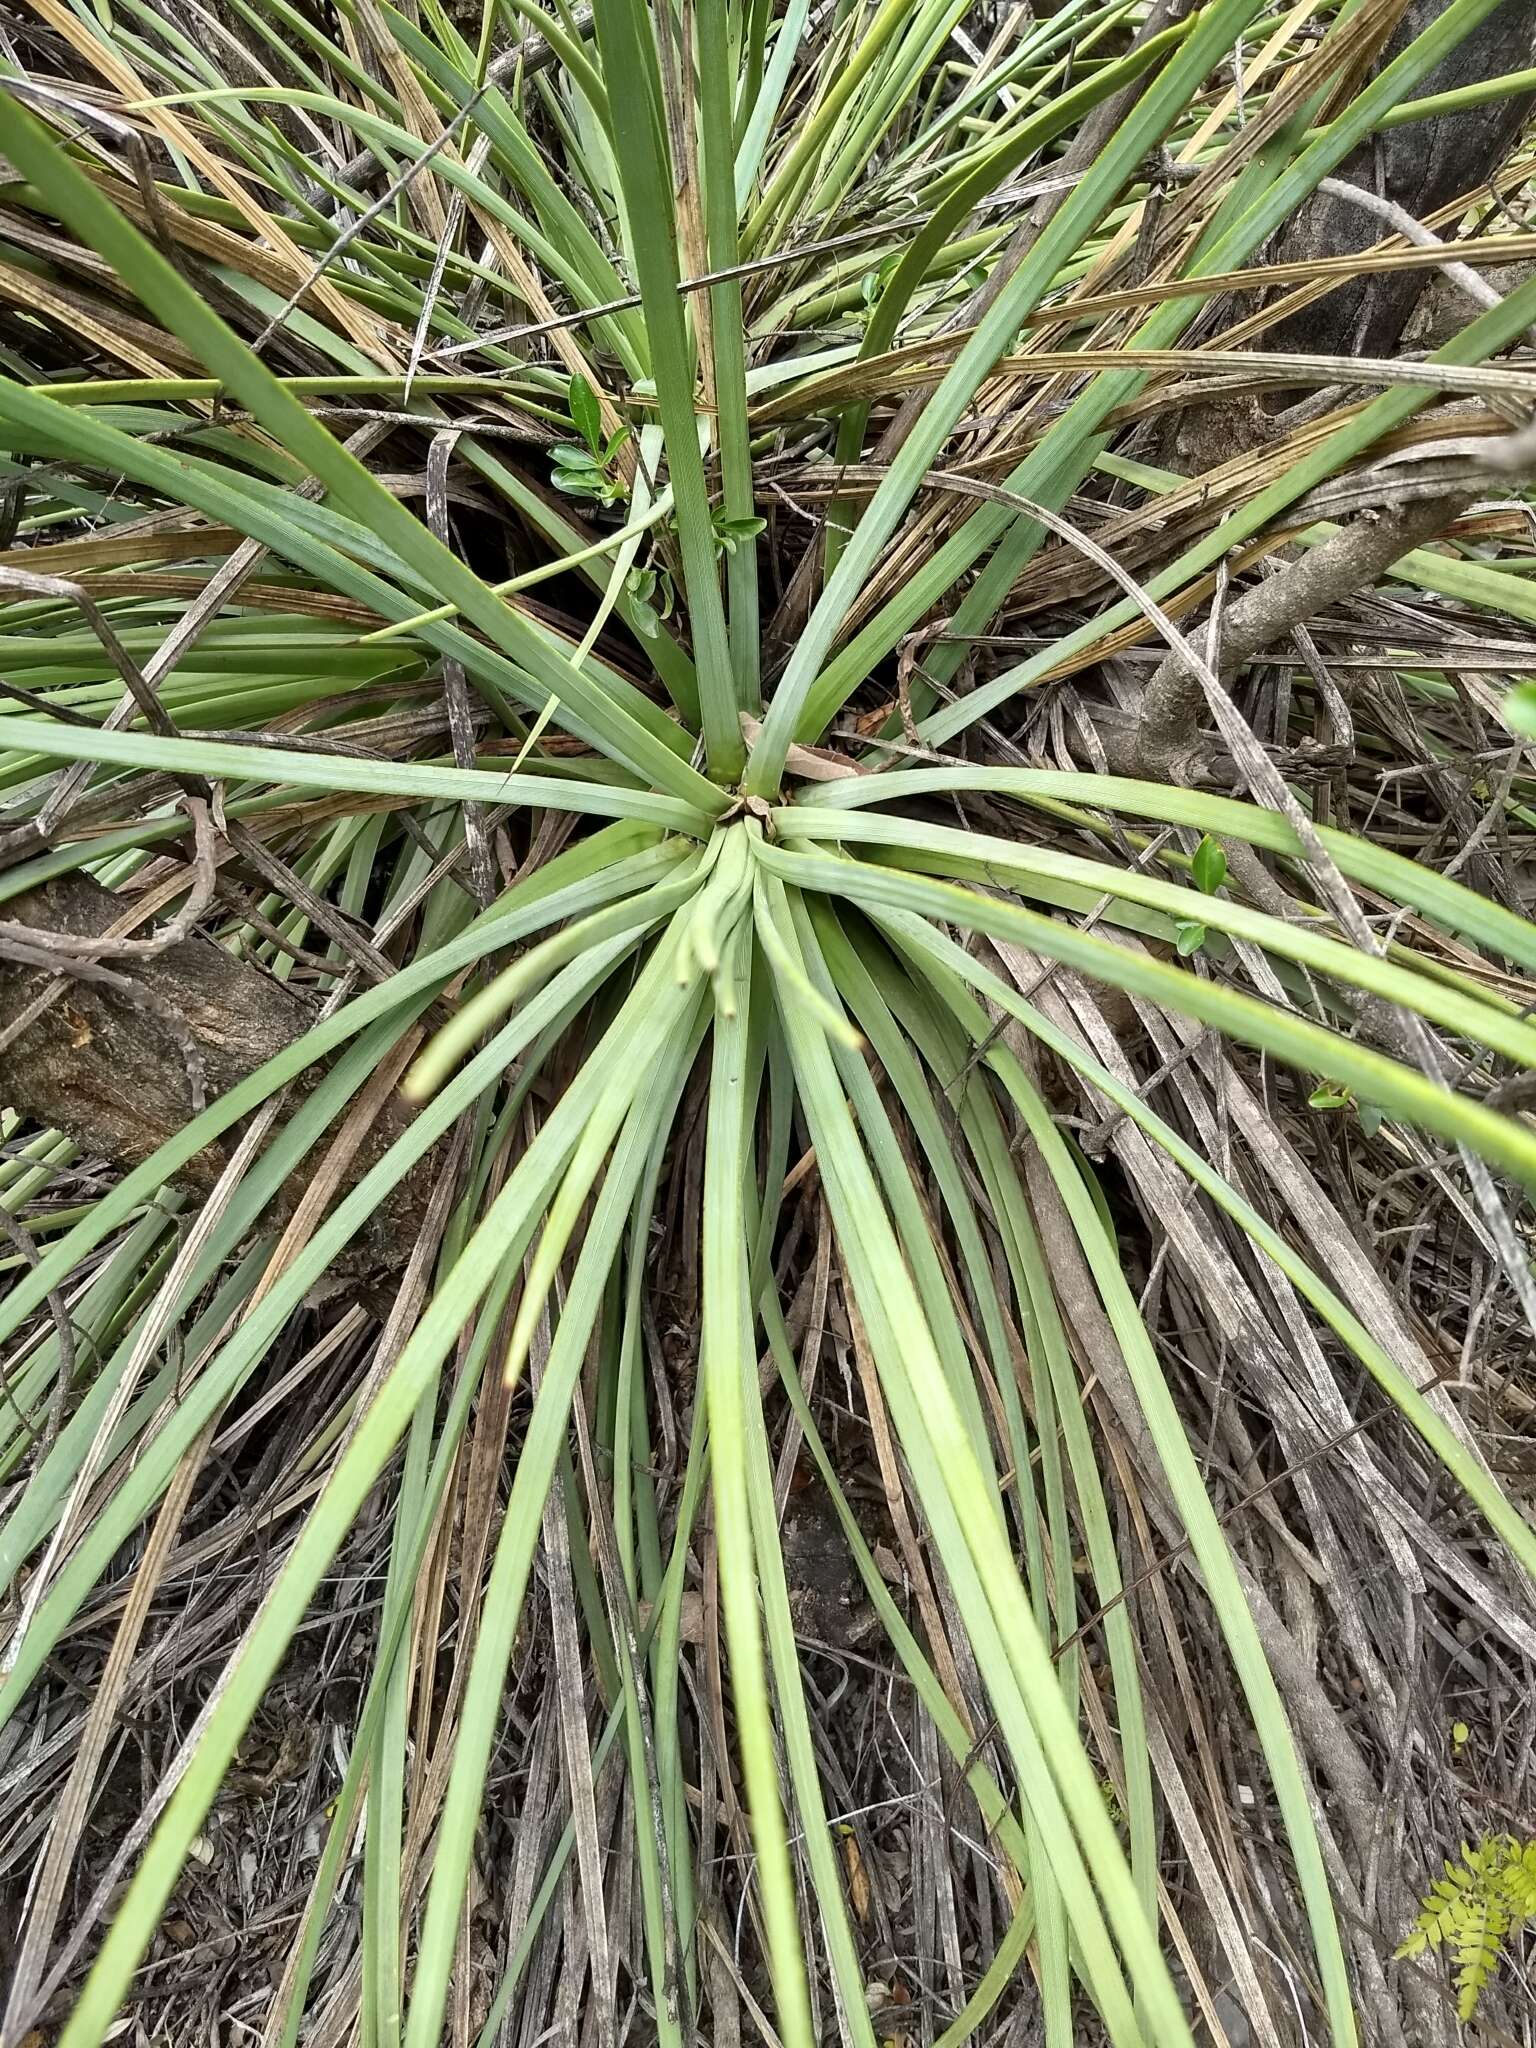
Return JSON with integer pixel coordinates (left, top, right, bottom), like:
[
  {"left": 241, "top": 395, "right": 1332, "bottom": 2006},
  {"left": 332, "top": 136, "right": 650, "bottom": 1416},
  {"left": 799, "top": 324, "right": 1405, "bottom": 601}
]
[
  {"left": 223, "top": 820, "right": 397, "bottom": 987},
  {"left": 1155, "top": 156, "right": 1515, "bottom": 325},
  {"left": 0, "top": 795, "right": 217, "bottom": 969},
  {"left": 1314, "top": 173, "right": 1509, "bottom": 322},
  {"left": 427, "top": 173, "right": 1094, "bottom": 361},
  {"left": 26, "top": 423, "right": 392, "bottom": 843},
  {"left": 303, "top": 6, "right": 591, "bottom": 218},
  {"left": 0, "top": 571, "right": 179, "bottom": 744},
  {"left": 249, "top": 9, "right": 594, "bottom": 358},
  {"left": 1053, "top": 1361, "right": 1468, "bottom": 1661},
  {"left": 1, "top": 77, "right": 185, "bottom": 271}
]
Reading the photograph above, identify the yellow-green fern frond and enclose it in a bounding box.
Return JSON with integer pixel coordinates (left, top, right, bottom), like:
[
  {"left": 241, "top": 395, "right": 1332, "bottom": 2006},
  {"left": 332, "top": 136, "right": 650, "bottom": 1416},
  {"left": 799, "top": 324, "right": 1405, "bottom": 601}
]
[
  {"left": 1449, "top": 1884, "right": 1508, "bottom": 2023},
  {"left": 1496, "top": 1838, "right": 1536, "bottom": 1921},
  {"left": 1397, "top": 1837, "right": 1536, "bottom": 2021}
]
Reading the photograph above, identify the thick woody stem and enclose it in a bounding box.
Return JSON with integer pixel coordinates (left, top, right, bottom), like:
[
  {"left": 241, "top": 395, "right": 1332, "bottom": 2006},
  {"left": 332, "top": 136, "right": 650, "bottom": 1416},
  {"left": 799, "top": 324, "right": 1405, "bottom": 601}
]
[{"left": 1134, "top": 490, "right": 1472, "bottom": 782}]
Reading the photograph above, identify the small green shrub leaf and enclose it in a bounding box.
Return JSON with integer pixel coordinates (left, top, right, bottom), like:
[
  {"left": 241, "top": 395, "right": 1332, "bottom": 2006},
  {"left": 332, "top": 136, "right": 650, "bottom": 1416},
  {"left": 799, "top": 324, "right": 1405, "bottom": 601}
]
[
  {"left": 1397, "top": 1836, "right": 1536, "bottom": 2019},
  {"left": 1191, "top": 834, "right": 1227, "bottom": 895},
  {"left": 568, "top": 371, "right": 604, "bottom": 456},
  {"left": 1504, "top": 680, "right": 1536, "bottom": 736}
]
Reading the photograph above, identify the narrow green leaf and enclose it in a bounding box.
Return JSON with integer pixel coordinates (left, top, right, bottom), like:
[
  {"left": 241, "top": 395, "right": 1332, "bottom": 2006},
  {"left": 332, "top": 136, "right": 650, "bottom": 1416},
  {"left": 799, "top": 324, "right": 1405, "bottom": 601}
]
[
  {"left": 744, "top": 0, "right": 1269, "bottom": 792},
  {"left": 700, "top": 920, "right": 817, "bottom": 2048},
  {"left": 760, "top": 842, "right": 1536, "bottom": 1190},
  {"left": 569, "top": 369, "right": 605, "bottom": 455},
  {"left": 589, "top": 0, "right": 744, "bottom": 779},
  {"left": 0, "top": 91, "right": 722, "bottom": 809}
]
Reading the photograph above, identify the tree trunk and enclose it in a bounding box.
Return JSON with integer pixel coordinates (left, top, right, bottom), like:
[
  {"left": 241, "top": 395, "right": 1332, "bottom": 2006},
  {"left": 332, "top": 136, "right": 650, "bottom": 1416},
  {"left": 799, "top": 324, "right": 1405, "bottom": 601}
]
[
  {"left": 0, "top": 872, "right": 433, "bottom": 1267},
  {"left": 1165, "top": 0, "right": 1535, "bottom": 471},
  {"left": 1265, "top": 0, "right": 1536, "bottom": 363}
]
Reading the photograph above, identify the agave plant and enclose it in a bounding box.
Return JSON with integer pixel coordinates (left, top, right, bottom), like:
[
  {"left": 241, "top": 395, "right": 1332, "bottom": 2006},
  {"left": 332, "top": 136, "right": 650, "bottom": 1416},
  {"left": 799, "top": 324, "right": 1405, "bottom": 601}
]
[{"left": 1, "top": 0, "right": 1535, "bottom": 2043}]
